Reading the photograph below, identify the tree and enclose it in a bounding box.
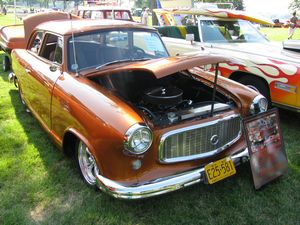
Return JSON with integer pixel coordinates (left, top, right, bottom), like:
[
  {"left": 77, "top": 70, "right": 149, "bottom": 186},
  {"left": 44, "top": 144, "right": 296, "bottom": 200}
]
[
  {"left": 134, "top": 0, "right": 150, "bottom": 8},
  {"left": 233, "top": 0, "right": 244, "bottom": 10},
  {"left": 289, "top": 0, "right": 300, "bottom": 10}
]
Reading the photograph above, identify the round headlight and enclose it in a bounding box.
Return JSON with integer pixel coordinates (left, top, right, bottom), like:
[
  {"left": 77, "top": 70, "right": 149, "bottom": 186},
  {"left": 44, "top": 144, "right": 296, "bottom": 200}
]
[
  {"left": 124, "top": 124, "right": 153, "bottom": 154},
  {"left": 250, "top": 95, "right": 268, "bottom": 115}
]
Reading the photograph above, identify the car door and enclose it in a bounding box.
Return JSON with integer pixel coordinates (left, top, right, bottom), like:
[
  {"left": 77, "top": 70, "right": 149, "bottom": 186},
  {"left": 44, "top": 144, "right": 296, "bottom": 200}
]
[
  {"left": 14, "top": 31, "right": 44, "bottom": 109},
  {"left": 21, "top": 32, "right": 63, "bottom": 129}
]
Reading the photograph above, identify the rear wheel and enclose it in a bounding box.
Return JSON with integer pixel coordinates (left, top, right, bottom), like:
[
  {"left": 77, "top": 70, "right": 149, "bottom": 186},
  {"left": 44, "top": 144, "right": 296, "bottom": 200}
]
[
  {"left": 76, "top": 140, "right": 100, "bottom": 187},
  {"left": 238, "top": 76, "right": 271, "bottom": 107},
  {"left": 15, "top": 78, "right": 27, "bottom": 107},
  {"left": 2, "top": 55, "right": 10, "bottom": 72}
]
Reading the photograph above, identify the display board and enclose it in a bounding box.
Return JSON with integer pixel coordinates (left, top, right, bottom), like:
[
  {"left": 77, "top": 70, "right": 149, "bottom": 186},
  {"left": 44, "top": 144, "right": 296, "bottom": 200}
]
[{"left": 243, "top": 108, "right": 288, "bottom": 189}]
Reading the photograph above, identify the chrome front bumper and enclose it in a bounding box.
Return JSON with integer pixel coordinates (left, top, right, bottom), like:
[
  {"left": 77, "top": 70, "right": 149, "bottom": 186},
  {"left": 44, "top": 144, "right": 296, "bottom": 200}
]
[{"left": 96, "top": 148, "right": 249, "bottom": 200}]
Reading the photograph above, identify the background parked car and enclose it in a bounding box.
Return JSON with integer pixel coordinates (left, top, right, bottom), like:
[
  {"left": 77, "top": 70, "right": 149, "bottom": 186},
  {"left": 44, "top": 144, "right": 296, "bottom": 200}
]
[
  {"left": 154, "top": 8, "right": 300, "bottom": 112},
  {"left": 76, "top": 6, "right": 133, "bottom": 21},
  {"left": 272, "top": 18, "right": 284, "bottom": 27}
]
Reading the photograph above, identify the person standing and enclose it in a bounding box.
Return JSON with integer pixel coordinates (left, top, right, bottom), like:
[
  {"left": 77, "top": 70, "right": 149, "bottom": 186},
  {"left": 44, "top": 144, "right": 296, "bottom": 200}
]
[
  {"left": 141, "top": 8, "right": 150, "bottom": 25},
  {"left": 2, "top": 6, "right": 7, "bottom": 15},
  {"left": 140, "top": 7, "right": 146, "bottom": 23},
  {"left": 288, "top": 11, "right": 298, "bottom": 39}
]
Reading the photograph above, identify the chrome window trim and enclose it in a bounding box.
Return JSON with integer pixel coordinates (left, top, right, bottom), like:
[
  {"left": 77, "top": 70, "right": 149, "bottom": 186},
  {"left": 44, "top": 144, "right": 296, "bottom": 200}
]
[{"left": 159, "top": 114, "right": 242, "bottom": 164}]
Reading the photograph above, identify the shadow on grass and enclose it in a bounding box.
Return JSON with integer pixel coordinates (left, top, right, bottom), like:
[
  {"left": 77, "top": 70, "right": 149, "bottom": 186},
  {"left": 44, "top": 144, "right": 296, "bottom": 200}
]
[{"left": 5, "top": 87, "right": 300, "bottom": 225}]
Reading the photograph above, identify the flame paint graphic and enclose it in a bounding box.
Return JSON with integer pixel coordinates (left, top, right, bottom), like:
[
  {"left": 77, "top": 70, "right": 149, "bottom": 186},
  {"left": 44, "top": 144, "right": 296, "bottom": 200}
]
[
  {"left": 217, "top": 58, "right": 300, "bottom": 107},
  {"left": 219, "top": 59, "right": 299, "bottom": 85}
]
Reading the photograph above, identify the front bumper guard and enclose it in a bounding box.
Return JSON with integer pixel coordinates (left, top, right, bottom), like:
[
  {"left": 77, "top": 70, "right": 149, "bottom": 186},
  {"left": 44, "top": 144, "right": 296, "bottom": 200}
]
[{"left": 96, "top": 148, "right": 249, "bottom": 200}]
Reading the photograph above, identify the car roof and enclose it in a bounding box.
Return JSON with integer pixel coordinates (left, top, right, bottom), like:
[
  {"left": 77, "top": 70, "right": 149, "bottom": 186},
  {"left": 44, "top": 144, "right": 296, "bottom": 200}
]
[
  {"left": 78, "top": 6, "right": 131, "bottom": 11},
  {"left": 36, "top": 19, "right": 153, "bottom": 36}
]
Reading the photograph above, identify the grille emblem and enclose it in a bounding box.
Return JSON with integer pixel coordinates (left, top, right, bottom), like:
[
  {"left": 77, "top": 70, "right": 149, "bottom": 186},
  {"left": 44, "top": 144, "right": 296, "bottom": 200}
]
[{"left": 210, "top": 135, "right": 219, "bottom": 145}]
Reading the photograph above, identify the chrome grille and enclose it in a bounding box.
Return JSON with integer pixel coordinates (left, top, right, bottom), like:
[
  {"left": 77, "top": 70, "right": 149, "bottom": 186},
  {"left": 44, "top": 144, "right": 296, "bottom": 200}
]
[{"left": 159, "top": 115, "right": 241, "bottom": 163}]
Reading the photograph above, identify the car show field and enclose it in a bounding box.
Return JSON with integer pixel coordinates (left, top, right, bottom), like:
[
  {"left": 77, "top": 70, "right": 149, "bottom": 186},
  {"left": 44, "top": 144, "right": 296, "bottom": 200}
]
[{"left": 0, "top": 12, "right": 300, "bottom": 225}]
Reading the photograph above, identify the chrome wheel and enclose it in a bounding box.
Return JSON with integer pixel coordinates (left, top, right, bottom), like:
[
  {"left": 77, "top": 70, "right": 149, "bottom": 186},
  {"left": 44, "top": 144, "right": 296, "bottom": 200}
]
[
  {"left": 238, "top": 76, "right": 271, "bottom": 107},
  {"left": 77, "top": 141, "right": 99, "bottom": 186}
]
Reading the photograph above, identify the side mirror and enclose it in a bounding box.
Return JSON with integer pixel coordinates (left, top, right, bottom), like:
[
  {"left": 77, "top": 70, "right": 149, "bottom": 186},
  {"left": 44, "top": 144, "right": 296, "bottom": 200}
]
[
  {"left": 283, "top": 40, "right": 300, "bottom": 52},
  {"left": 49, "top": 64, "right": 57, "bottom": 72},
  {"left": 186, "top": 34, "right": 195, "bottom": 45}
]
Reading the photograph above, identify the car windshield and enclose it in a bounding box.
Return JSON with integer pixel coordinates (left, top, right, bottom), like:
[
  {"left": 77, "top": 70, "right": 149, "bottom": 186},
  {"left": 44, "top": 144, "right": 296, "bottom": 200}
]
[
  {"left": 68, "top": 29, "right": 169, "bottom": 72},
  {"left": 199, "top": 20, "right": 268, "bottom": 43}
]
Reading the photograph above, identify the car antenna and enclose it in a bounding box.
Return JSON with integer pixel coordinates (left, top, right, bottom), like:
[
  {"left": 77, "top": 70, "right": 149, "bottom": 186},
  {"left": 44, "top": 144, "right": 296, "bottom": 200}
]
[
  {"left": 210, "top": 63, "right": 219, "bottom": 117},
  {"left": 69, "top": 13, "right": 80, "bottom": 77}
]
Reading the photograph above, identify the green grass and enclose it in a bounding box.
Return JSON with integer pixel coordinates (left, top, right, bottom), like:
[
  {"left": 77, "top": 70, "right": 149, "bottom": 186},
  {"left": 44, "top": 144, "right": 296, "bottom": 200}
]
[
  {"left": 0, "top": 14, "right": 300, "bottom": 225},
  {"left": 0, "top": 13, "right": 22, "bottom": 26},
  {"left": 260, "top": 27, "right": 300, "bottom": 41}
]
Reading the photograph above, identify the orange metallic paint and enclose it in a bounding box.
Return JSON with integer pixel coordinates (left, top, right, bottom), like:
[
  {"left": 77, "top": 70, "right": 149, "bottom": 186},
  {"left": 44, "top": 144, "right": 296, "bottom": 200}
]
[
  {"left": 11, "top": 20, "right": 258, "bottom": 185},
  {"left": 0, "top": 12, "right": 80, "bottom": 53},
  {"left": 0, "top": 25, "right": 25, "bottom": 50}
]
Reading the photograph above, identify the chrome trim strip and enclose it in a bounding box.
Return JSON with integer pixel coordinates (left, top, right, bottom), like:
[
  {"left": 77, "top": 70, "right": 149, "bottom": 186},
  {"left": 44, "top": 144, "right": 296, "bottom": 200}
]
[
  {"left": 159, "top": 114, "right": 241, "bottom": 163},
  {"left": 274, "top": 82, "right": 297, "bottom": 94},
  {"left": 96, "top": 148, "right": 249, "bottom": 199}
]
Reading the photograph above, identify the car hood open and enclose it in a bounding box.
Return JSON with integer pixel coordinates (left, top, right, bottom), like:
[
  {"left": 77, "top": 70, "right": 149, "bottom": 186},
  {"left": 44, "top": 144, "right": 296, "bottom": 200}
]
[
  {"left": 207, "top": 42, "right": 300, "bottom": 65},
  {"left": 85, "top": 54, "right": 233, "bottom": 79}
]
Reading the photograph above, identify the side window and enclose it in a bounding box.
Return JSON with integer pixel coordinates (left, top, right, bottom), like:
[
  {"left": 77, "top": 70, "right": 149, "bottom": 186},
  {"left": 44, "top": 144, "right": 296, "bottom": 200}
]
[
  {"left": 39, "top": 33, "right": 63, "bottom": 64},
  {"left": 29, "top": 31, "right": 44, "bottom": 53},
  {"left": 106, "top": 11, "right": 113, "bottom": 19},
  {"left": 53, "top": 37, "right": 63, "bottom": 64},
  {"left": 83, "top": 10, "right": 91, "bottom": 19},
  {"left": 78, "top": 10, "right": 84, "bottom": 17},
  {"left": 91, "top": 11, "right": 104, "bottom": 19},
  {"left": 114, "top": 11, "right": 122, "bottom": 19},
  {"left": 122, "top": 11, "right": 130, "bottom": 20}
]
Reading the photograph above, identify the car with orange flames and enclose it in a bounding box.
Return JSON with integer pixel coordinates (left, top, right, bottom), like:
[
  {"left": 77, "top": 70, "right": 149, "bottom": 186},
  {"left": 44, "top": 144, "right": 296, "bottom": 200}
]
[
  {"left": 154, "top": 8, "right": 300, "bottom": 112},
  {"left": 10, "top": 18, "right": 270, "bottom": 199}
]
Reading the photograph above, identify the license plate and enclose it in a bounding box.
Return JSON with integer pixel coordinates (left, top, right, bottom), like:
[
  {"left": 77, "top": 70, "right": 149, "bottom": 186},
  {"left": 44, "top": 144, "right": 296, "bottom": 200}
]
[{"left": 205, "top": 158, "right": 236, "bottom": 184}]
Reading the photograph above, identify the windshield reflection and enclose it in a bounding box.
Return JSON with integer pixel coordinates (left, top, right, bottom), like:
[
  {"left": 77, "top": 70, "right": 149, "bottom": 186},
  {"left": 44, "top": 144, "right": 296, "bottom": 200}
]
[
  {"left": 200, "top": 20, "right": 268, "bottom": 43},
  {"left": 68, "top": 30, "right": 168, "bottom": 72}
]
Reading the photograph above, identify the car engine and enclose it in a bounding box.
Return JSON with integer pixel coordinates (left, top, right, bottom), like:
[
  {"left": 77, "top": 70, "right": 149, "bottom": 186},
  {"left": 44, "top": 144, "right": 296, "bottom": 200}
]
[{"left": 92, "top": 71, "right": 235, "bottom": 126}]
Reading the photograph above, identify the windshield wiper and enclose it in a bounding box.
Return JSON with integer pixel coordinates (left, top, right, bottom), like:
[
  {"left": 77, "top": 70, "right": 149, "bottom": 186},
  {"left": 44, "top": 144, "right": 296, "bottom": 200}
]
[{"left": 95, "top": 58, "right": 152, "bottom": 70}]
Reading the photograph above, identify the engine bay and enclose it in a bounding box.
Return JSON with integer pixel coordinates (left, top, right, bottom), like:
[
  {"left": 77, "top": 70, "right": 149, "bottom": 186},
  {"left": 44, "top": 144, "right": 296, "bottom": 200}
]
[{"left": 91, "top": 70, "right": 235, "bottom": 126}]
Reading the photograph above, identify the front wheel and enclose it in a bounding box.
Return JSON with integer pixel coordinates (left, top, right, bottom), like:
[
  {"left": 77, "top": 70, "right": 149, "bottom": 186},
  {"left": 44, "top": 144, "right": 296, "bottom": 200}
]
[
  {"left": 76, "top": 140, "right": 100, "bottom": 187},
  {"left": 238, "top": 76, "right": 271, "bottom": 107}
]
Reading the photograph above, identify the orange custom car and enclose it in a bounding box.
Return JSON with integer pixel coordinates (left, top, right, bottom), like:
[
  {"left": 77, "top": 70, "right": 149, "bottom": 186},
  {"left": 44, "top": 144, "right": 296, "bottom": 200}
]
[{"left": 11, "top": 19, "right": 268, "bottom": 199}]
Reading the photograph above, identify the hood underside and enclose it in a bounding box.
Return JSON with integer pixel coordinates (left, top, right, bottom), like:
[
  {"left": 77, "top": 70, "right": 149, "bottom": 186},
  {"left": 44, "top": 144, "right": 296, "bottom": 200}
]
[{"left": 85, "top": 55, "right": 232, "bottom": 79}]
